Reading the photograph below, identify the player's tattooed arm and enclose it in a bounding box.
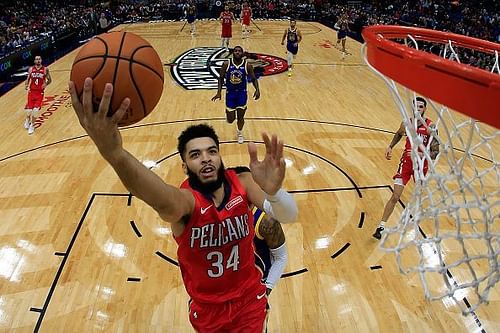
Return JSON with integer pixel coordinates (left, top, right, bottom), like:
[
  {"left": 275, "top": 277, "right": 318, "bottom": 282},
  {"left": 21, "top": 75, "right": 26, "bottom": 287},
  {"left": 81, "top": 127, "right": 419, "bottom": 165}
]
[
  {"left": 389, "top": 122, "right": 406, "bottom": 149},
  {"left": 45, "top": 68, "right": 52, "bottom": 86},
  {"left": 259, "top": 215, "right": 286, "bottom": 249},
  {"left": 429, "top": 124, "right": 440, "bottom": 160}
]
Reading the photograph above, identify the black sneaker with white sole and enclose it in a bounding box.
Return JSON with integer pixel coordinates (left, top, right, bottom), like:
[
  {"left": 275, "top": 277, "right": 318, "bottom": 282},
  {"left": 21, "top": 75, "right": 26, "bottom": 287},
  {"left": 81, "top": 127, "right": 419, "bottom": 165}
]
[{"left": 372, "top": 226, "right": 384, "bottom": 240}]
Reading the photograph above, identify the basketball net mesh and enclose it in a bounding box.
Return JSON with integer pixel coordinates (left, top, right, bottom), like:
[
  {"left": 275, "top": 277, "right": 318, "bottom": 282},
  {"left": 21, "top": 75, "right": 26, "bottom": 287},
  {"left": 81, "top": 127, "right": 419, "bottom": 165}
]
[{"left": 363, "top": 35, "right": 499, "bottom": 315}]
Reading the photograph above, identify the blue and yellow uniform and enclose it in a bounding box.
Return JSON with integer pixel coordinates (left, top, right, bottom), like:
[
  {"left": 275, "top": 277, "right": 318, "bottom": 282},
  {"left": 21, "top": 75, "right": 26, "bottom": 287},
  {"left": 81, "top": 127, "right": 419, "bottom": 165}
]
[
  {"left": 253, "top": 206, "right": 271, "bottom": 280},
  {"left": 286, "top": 28, "right": 299, "bottom": 55},
  {"left": 225, "top": 57, "right": 248, "bottom": 111},
  {"left": 337, "top": 20, "right": 348, "bottom": 40},
  {"left": 186, "top": 5, "right": 196, "bottom": 23}
]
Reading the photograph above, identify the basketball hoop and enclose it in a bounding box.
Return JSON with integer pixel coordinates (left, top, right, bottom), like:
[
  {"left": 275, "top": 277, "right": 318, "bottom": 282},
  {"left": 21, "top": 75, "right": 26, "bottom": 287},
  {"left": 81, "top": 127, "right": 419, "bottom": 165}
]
[
  {"left": 363, "top": 25, "right": 500, "bottom": 129},
  {"left": 362, "top": 25, "right": 499, "bottom": 315}
]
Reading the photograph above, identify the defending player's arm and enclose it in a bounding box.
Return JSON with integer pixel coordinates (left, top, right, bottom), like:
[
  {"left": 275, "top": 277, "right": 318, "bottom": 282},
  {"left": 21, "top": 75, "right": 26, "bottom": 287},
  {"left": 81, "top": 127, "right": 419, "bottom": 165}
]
[
  {"left": 239, "top": 135, "right": 298, "bottom": 224},
  {"left": 257, "top": 214, "right": 287, "bottom": 295},
  {"left": 25, "top": 67, "right": 32, "bottom": 90},
  {"left": 69, "top": 78, "right": 195, "bottom": 225},
  {"left": 44, "top": 68, "right": 52, "bottom": 89},
  {"left": 211, "top": 61, "right": 228, "bottom": 101},
  {"left": 246, "top": 62, "right": 260, "bottom": 100},
  {"left": 385, "top": 122, "right": 405, "bottom": 160}
]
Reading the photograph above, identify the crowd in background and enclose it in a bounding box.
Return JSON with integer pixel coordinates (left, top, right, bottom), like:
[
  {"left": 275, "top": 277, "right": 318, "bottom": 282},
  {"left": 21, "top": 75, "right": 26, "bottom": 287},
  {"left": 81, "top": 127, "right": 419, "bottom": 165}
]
[{"left": 1, "top": 0, "right": 499, "bottom": 67}]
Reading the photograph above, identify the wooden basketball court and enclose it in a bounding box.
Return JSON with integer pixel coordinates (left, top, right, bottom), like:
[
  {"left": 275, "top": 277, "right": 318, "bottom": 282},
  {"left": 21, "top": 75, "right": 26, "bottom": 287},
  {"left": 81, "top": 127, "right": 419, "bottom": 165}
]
[{"left": 0, "top": 20, "right": 498, "bottom": 332}]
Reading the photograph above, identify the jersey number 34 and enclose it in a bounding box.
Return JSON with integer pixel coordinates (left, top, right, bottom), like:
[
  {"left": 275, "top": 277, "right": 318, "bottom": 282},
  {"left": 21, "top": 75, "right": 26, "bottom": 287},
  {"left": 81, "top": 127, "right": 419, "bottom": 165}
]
[{"left": 206, "top": 244, "right": 240, "bottom": 278}]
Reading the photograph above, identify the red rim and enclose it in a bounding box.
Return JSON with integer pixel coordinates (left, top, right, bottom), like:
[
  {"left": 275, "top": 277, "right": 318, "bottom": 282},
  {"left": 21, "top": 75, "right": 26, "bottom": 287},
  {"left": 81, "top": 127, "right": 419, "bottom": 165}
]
[{"left": 362, "top": 25, "right": 500, "bottom": 129}]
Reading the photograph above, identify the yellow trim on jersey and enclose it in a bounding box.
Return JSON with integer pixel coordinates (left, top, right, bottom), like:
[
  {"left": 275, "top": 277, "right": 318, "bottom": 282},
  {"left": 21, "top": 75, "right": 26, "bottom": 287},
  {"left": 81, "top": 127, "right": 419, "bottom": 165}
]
[
  {"left": 225, "top": 104, "right": 247, "bottom": 112},
  {"left": 253, "top": 206, "right": 266, "bottom": 240},
  {"left": 231, "top": 58, "right": 246, "bottom": 70}
]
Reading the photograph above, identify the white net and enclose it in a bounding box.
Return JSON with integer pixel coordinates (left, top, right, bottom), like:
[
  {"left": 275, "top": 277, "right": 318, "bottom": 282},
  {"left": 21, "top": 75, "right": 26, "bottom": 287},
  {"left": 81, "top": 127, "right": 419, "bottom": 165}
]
[{"left": 363, "top": 34, "right": 500, "bottom": 315}]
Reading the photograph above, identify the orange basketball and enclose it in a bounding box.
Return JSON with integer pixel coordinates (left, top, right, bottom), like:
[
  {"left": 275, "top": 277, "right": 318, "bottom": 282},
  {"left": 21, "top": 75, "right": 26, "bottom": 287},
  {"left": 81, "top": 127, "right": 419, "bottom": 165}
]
[{"left": 70, "top": 31, "right": 164, "bottom": 126}]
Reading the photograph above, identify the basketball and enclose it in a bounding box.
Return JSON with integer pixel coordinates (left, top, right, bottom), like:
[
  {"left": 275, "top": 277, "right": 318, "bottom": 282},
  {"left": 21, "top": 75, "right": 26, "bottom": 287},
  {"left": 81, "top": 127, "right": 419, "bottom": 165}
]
[{"left": 70, "top": 31, "right": 164, "bottom": 126}]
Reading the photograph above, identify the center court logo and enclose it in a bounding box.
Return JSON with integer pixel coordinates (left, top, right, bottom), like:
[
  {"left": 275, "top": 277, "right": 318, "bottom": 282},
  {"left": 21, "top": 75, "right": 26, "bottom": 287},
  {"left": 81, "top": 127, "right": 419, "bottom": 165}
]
[{"left": 170, "top": 47, "right": 288, "bottom": 90}]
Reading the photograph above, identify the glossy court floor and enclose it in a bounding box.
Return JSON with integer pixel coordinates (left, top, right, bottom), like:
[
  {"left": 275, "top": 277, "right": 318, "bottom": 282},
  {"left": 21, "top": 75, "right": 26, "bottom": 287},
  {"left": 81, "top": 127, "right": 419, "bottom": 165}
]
[{"left": 0, "top": 19, "right": 498, "bottom": 332}]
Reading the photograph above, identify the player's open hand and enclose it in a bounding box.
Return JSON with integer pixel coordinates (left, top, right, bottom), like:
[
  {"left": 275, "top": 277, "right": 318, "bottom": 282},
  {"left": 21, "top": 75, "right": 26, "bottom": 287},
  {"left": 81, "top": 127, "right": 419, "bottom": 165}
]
[
  {"left": 248, "top": 133, "right": 285, "bottom": 196},
  {"left": 69, "top": 78, "right": 130, "bottom": 160}
]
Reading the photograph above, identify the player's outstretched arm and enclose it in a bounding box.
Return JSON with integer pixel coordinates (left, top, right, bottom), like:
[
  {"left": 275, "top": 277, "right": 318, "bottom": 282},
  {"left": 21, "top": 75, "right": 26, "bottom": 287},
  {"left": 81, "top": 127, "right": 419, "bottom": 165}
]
[
  {"left": 241, "top": 133, "right": 298, "bottom": 223},
  {"left": 69, "top": 78, "right": 194, "bottom": 224}
]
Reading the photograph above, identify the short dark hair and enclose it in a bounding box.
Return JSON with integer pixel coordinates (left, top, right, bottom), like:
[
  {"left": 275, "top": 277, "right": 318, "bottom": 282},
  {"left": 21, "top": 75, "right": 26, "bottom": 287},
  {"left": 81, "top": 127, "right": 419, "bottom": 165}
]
[
  {"left": 290, "top": 18, "right": 296, "bottom": 22},
  {"left": 233, "top": 45, "right": 243, "bottom": 52},
  {"left": 414, "top": 96, "right": 427, "bottom": 107},
  {"left": 177, "top": 124, "right": 220, "bottom": 161}
]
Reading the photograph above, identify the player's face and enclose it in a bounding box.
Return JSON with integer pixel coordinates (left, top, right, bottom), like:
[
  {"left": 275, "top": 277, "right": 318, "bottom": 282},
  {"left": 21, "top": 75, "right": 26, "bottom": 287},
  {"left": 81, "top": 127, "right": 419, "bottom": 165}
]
[
  {"left": 183, "top": 137, "right": 223, "bottom": 186},
  {"left": 290, "top": 20, "right": 296, "bottom": 29},
  {"left": 233, "top": 47, "right": 243, "bottom": 59},
  {"left": 34, "top": 56, "right": 42, "bottom": 65},
  {"left": 224, "top": 5, "right": 229, "bottom": 11},
  {"left": 416, "top": 101, "right": 426, "bottom": 116}
]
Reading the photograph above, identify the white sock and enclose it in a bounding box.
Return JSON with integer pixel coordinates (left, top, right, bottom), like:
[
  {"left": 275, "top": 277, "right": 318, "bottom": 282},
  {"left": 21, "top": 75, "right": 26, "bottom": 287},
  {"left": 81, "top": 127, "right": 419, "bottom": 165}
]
[{"left": 379, "top": 221, "right": 386, "bottom": 228}]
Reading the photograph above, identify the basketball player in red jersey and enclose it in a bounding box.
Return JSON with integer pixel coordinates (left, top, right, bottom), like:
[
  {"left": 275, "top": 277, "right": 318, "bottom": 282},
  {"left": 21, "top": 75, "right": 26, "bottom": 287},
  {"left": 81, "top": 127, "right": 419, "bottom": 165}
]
[
  {"left": 24, "top": 55, "right": 52, "bottom": 135},
  {"left": 68, "top": 78, "right": 298, "bottom": 332},
  {"left": 219, "top": 5, "right": 235, "bottom": 50},
  {"left": 373, "top": 97, "right": 439, "bottom": 240},
  {"left": 240, "top": 2, "right": 252, "bottom": 38}
]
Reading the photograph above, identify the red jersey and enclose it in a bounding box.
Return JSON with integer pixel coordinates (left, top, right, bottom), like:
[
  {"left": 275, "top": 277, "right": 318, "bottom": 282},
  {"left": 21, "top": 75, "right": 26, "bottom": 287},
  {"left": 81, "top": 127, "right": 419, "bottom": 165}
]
[
  {"left": 221, "top": 11, "right": 233, "bottom": 37},
  {"left": 221, "top": 11, "right": 233, "bottom": 26},
  {"left": 29, "top": 66, "right": 47, "bottom": 92},
  {"left": 175, "top": 169, "right": 263, "bottom": 304},
  {"left": 241, "top": 7, "right": 251, "bottom": 25},
  {"left": 404, "top": 118, "right": 433, "bottom": 153}
]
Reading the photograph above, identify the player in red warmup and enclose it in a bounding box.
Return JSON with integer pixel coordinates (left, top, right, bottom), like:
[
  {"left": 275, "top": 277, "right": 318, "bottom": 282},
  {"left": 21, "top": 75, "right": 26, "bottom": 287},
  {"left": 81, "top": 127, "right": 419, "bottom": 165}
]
[
  {"left": 219, "top": 5, "right": 235, "bottom": 50},
  {"left": 68, "top": 78, "right": 298, "bottom": 332},
  {"left": 240, "top": 2, "right": 252, "bottom": 38},
  {"left": 24, "top": 55, "right": 52, "bottom": 135}
]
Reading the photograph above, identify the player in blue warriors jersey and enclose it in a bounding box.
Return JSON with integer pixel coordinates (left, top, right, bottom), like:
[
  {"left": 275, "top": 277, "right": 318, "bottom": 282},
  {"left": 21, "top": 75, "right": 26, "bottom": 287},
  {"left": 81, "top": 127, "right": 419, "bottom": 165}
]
[
  {"left": 281, "top": 18, "right": 302, "bottom": 77},
  {"left": 334, "top": 13, "right": 350, "bottom": 58},
  {"left": 212, "top": 46, "right": 260, "bottom": 144},
  {"left": 185, "top": 1, "right": 197, "bottom": 35},
  {"left": 252, "top": 206, "right": 288, "bottom": 295}
]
